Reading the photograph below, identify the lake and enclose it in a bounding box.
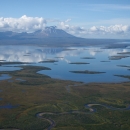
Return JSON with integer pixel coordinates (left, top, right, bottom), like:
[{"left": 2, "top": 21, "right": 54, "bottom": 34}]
[{"left": 0, "top": 43, "right": 130, "bottom": 83}]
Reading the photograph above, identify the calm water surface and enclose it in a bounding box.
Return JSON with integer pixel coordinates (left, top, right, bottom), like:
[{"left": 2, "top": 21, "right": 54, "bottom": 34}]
[
  {"left": 0, "top": 44, "right": 130, "bottom": 83},
  {"left": 0, "top": 74, "right": 11, "bottom": 81}
]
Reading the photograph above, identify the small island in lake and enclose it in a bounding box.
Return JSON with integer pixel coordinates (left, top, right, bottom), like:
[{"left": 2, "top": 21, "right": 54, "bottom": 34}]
[
  {"left": 69, "top": 62, "right": 90, "bottom": 64},
  {"left": 39, "top": 59, "right": 58, "bottom": 63},
  {"left": 81, "top": 57, "right": 95, "bottom": 59},
  {"left": 69, "top": 70, "right": 106, "bottom": 74},
  {"left": 108, "top": 55, "right": 130, "bottom": 60}
]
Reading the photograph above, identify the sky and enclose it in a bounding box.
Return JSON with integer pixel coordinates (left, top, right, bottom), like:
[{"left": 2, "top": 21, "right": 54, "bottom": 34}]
[{"left": 0, "top": 0, "right": 130, "bottom": 39}]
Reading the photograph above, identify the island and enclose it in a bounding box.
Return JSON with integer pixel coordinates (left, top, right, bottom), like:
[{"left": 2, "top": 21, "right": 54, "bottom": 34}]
[{"left": 69, "top": 70, "right": 106, "bottom": 74}]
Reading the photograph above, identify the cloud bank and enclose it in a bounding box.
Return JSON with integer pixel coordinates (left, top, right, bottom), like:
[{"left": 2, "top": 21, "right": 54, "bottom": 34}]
[
  {"left": 0, "top": 15, "right": 130, "bottom": 38},
  {"left": 0, "top": 15, "right": 47, "bottom": 32},
  {"left": 58, "top": 20, "right": 130, "bottom": 38}
]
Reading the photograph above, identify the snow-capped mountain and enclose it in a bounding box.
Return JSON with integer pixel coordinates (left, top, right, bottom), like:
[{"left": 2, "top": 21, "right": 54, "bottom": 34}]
[
  {"left": 0, "top": 26, "right": 123, "bottom": 46},
  {"left": 41, "top": 26, "right": 75, "bottom": 37},
  {"left": 0, "top": 26, "right": 75, "bottom": 39}
]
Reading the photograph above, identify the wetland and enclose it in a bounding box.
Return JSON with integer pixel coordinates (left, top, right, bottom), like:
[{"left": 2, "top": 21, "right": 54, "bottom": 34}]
[{"left": 0, "top": 42, "right": 130, "bottom": 130}]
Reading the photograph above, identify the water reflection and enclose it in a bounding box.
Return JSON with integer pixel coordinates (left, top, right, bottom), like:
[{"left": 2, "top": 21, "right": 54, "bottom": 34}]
[
  {"left": 0, "top": 45, "right": 130, "bottom": 83},
  {"left": 0, "top": 45, "right": 130, "bottom": 63}
]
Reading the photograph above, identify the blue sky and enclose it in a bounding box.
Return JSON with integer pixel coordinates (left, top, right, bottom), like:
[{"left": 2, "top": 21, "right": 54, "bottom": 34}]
[{"left": 0, "top": 0, "right": 130, "bottom": 39}]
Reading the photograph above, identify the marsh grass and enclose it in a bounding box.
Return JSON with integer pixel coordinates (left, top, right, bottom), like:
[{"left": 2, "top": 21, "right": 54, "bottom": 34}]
[{"left": 0, "top": 65, "right": 129, "bottom": 129}]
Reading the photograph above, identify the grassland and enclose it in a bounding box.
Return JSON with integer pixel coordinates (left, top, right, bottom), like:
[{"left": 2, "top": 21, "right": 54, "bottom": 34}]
[{"left": 0, "top": 65, "right": 130, "bottom": 130}]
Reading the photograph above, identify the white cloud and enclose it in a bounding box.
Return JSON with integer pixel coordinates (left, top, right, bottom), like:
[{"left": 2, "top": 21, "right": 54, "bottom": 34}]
[
  {"left": 0, "top": 15, "right": 47, "bottom": 32},
  {"left": 0, "top": 46, "right": 48, "bottom": 62},
  {"left": 89, "top": 25, "right": 130, "bottom": 34},
  {"left": 57, "top": 20, "right": 85, "bottom": 36},
  {"left": 57, "top": 20, "right": 130, "bottom": 38},
  {"left": 0, "top": 15, "right": 130, "bottom": 38}
]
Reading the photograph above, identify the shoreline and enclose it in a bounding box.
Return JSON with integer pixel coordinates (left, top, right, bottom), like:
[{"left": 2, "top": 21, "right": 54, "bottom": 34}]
[
  {"left": 0, "top": 65, "right": 130, "bottom": 129},
  {"left": 0, "top": 65, "right": 130, "bottom": 84}
]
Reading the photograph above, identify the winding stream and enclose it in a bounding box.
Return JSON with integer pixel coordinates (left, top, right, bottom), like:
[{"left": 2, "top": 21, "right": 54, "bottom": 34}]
[
  {"left": 36, "top": 103, "right": 130, "bottom": 130},
  {"left": 1, "top": 103, "right": 129, "bottom": 130}
]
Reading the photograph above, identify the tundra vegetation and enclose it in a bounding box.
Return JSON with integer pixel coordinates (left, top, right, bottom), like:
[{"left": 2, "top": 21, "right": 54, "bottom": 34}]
[{"left": 0, "top": 65, "right": 130, "bottom": 130}]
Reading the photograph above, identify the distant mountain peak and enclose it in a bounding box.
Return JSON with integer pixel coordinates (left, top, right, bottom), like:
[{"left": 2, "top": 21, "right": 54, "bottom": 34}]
[
  {"left": 0, "top": 26, "right": 75, "bottom": 43},
  {"left": 44, "top": 26, "right": 57, "bottom": 34},
  {"left": 45, "top": 26, "right": 57, "bottom": 30},
  {"left": 33, "top": 26, "right": 75, "bottom": 38}
]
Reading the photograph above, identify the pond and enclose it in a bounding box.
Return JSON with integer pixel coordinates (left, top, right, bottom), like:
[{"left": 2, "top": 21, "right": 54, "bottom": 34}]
[{"left": 0, "top": 74, "right": 11, "bottom": 81}]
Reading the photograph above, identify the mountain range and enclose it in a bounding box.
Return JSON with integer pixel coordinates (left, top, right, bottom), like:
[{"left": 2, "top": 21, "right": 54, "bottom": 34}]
[
  {"left": 0, "top": 26, "right": 74, "bottom": 39},
  {"left": 0, "top": 26, "right": 129, "bottom": 46}
]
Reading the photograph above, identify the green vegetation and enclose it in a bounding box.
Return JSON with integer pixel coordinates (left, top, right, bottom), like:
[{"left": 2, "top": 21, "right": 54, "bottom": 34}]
[
  {"left": 69, "top": 70, "right": 105, "bottom": 74},
  {"left": 0, "top": 65, "right": 130, "bottom": 130}
]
